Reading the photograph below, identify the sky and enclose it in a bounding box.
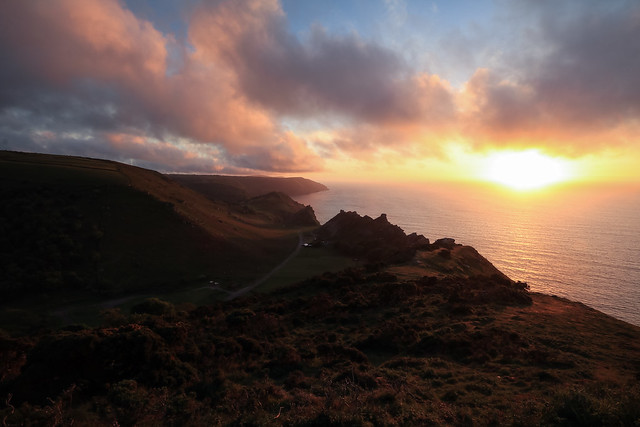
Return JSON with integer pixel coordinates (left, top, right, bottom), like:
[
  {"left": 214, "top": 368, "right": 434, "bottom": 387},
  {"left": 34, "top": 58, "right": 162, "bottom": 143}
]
[{"left": 1, "top": 0, "right": 639, "bottom": 184}]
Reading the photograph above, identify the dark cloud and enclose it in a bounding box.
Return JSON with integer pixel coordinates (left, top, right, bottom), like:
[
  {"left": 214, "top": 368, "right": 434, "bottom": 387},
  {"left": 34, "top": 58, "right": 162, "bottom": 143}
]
[
  {"left": 462, "top": 0, "right": 640, "bottom": 153},
  {"left": 532, "top": 1, "right": 640, "bottom": 125}
]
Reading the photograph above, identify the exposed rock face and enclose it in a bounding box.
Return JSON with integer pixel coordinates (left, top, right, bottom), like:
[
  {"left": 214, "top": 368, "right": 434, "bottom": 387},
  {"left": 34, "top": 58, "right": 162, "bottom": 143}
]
[
  {"left": 288, "top": 205, "right": 320, "bottom": 227},
  {"left": 433, "top": 237, "right": 457, "bottom": 249},
  {"left": 315, "top": 210, "right": 429, "bottom": 263}
]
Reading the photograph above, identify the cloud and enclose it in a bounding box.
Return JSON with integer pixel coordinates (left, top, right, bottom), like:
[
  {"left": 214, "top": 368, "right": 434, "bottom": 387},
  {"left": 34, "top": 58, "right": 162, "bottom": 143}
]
[
  {"left": 0, "top": 0, "right": 322, "bottom": 172},
  {"left": 0, "top": 0, "right": 638, "bottom": 175},
  {"left": 189, "top": 0, "right": 422, "bottom": 123},
  {"left": 0, "top": 0, "right": 460, "bottom": 171},
  {"left": 186, "top": 0, "right": 460, "bottom": 160},
  {"left": 384, "top": 0, "right": 408, "bottom": 27},
  {"left": 531, "top": 2, "right": 640, "bottom": 125},
  {"left": 458, "top": 0, "right": 640, "bottom": 154},
  {"left": 0, "top": 0, "right": 168, "bottom": 88}
]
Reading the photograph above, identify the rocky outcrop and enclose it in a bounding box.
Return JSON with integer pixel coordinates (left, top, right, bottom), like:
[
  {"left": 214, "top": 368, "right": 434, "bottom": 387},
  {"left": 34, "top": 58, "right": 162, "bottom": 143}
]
[
  {"left": 288, "top": 205, "right": 320, "bottom": 227},
  {"left": 315, "top": 210, "right": 429, "bottom": 263},
  {"left": 433, "top": 237, "right": 457, "bottom": 249}
]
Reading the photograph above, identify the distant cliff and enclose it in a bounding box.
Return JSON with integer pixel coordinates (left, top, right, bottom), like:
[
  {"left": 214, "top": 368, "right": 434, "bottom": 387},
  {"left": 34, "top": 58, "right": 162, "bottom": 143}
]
[{"left": 168, "top": 174, "right": 328, "bottom": 203}]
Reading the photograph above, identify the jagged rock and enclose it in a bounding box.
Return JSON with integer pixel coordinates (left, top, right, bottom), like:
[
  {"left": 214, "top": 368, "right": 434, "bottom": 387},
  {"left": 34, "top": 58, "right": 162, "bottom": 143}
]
[
  {"left": 288, "top": 205, "right": 320, "bottom": 227},
  {"left": 408, "top": 232, "right": 430, "bottom": 248},
  {"left": 434, "top": 238, "right": 457, "bottom": 249},
  {"left": 315, "top": 211, "right": 430, "bottom": 263}
]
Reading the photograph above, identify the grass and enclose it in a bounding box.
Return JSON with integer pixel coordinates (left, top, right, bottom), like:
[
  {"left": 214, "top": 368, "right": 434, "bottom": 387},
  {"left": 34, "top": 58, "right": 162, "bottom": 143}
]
[
  {"left": 0, "top": 151, "right": 308, "bottom": 331},
  {"left": 256, "top": 245, "right": 357, "bottom": 293}
]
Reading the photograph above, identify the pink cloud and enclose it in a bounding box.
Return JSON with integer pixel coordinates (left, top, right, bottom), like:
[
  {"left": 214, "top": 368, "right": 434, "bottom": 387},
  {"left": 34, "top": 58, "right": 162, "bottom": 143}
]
[
  {"left": 0, "top": 0, "right": 323, "bottom": 172},
  {"left": 0, "top": 0, "right": 167, "bottom": 87},
  {"left": 1, "top": 0, "right": 639, "bottom": 173}
]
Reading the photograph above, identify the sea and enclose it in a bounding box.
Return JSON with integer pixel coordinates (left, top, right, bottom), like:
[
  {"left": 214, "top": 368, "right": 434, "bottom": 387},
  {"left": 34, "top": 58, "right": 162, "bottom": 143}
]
[{"left": 295, "top": 182, "right": 640, "bottom": 327}]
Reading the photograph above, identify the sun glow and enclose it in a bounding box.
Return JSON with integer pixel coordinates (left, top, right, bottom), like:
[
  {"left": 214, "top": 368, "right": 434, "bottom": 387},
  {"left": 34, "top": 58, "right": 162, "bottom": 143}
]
[{"left": 483, "top": 150, "right": 573, "bottom": 190}]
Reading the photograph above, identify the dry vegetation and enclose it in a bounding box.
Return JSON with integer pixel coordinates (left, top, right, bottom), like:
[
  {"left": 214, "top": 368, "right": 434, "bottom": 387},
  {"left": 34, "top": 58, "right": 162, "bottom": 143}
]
[
  {"left": 2, "top": 151, "right": 639, "bottom": 425},
  {"left": 2, "top": 265, "right": 639, "bottom": 425}
]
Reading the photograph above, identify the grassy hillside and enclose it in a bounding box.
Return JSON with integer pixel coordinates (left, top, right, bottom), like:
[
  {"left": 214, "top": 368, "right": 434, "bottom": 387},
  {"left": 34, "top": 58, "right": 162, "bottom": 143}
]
[
  {"left": 0, "top": 151, "right": 308, "bottom": 304},
  {"left": 234, "top": 192, "right": 320, "bottom": 227}
]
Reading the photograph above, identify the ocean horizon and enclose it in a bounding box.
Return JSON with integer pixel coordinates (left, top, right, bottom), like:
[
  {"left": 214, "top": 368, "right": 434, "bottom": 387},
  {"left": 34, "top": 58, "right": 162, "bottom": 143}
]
[{"left": 295, "top": 182, "right": 640, "bottom": 327}]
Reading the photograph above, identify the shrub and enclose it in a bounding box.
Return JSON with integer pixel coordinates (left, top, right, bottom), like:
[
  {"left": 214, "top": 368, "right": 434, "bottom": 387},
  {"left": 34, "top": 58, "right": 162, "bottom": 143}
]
[
  {"left": 130, "top": 298, "right": 176, "bottom": 317},
  {"left": 316, "top": 343, "right": 369, "bottom": 364},
  {"left": 546, "top": 388, "right": 600, "bottom": 426},
  {"left": 438, "top": 249, "right": 451, "bottom": 259},
  {"left": 266, "top": 345, "right": 302, "bottom": 377},
  {"left": 107, "top": 379, "right": 149, "bottom": 425},
  {"left": 225, "top": 308, "right": 255, "bottom": 329},
  {"left": 100, "top": 308, "right": 128, "bottom": 327}
]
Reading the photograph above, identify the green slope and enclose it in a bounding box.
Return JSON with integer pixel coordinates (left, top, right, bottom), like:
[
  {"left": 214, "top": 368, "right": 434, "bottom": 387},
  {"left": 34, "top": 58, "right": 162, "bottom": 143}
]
[{"left": 0, "top": 151, "right": 304, "bottom": 302}]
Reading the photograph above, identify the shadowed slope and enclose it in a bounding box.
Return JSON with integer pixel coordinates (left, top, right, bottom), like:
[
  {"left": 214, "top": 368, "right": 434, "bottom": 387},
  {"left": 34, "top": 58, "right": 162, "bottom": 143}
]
[{"left": 0, "top": 151, "right": 309, "bottom": 299}]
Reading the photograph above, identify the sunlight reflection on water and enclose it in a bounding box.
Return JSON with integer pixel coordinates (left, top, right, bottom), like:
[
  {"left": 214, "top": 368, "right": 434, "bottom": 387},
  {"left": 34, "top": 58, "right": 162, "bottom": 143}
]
[{"left": 296, "top": 182, "right": 640, "bottom": 326}]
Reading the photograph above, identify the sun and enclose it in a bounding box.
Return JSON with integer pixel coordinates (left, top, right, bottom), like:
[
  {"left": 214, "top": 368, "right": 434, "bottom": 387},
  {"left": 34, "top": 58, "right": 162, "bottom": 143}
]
[{"left": 482, "top": 149, "right": 573, "bottom": 190}]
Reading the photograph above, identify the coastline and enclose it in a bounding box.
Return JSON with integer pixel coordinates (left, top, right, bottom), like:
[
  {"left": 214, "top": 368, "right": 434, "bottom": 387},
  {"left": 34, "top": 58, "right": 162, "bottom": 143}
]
[{"left": 295, "top": 182, "right": 640, "bottom": 327}]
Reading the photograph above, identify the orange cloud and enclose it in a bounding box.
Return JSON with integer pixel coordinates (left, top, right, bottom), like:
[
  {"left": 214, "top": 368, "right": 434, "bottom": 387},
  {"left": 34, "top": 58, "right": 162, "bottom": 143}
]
[
  {"left": 0, "top": 0, "right": 167, "bottom": 87},
  {"left": 1, "top": 0, "right": 639, "bottom": 176},
  {"left": 0, "top": 0, "right": 323, "bottom": 172}
]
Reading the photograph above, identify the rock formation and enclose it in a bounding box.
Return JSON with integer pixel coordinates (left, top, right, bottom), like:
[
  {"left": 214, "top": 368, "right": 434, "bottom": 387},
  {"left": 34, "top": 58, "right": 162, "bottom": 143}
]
[{"left": 314, "top": 210, "right": 429, "bottom": 263}]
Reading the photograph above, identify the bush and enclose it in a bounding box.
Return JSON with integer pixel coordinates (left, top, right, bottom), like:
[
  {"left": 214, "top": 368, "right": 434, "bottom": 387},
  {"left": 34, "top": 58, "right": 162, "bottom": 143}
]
[
  {"left": 107, "top": 379, "right": 149, "bottom": 425},
  {"left": 131, "top": 298, "right": 176, "bottom": 317}
]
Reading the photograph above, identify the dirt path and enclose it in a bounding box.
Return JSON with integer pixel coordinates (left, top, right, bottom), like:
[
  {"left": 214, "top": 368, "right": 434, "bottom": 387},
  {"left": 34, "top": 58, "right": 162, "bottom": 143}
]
[
  {"left": 222, "top": 232, "right": 303, "bottom": 300},
  {"left": 52, "top": 232, "right": 303, "bottom": 322}
]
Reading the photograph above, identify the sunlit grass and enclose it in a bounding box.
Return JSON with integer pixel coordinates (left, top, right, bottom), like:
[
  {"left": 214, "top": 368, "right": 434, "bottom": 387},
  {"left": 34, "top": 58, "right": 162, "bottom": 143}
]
[{"left": 257, "top": 246, "right": 356, "bottom": 293}]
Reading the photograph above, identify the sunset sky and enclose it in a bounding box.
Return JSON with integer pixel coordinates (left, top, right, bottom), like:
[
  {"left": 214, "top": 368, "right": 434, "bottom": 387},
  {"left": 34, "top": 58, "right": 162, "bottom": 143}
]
[{"left": 1, "top": 0, "right": 639, "bottom": 184}]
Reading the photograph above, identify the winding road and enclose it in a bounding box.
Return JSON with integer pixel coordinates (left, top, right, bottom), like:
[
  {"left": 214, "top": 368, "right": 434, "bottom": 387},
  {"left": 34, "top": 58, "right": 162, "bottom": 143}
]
[
  {"left": 210, "top": 231, "right": 304, "bottom": 300},
  {"left": 52, "top": 233, "right": 304, "bottom": 323}
]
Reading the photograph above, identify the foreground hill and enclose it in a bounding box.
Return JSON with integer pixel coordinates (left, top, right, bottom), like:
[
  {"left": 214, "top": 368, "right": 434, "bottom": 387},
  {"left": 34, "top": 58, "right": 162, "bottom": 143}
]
[
  {"left": 0, "top": 151, "right": 315, "bottom": 303},
  {"left": 1, "top": 264, "right": 638, "bottom": 425},
  {"left": 1, "top": 207, "right": 639, "bottom": 425}
]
